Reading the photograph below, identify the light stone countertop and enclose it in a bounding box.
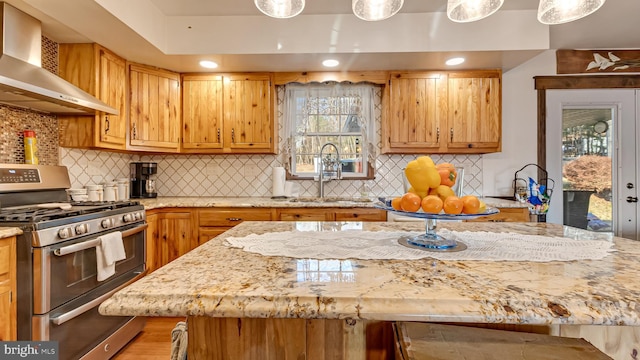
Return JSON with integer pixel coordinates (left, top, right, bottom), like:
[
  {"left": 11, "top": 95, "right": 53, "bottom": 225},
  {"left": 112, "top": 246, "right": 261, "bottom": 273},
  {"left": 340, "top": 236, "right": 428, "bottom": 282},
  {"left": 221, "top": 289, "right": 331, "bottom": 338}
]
[
  {"left": 137, "top": 196, "right": 528, "bottom": 210},
  {"left": 0, "top": 227, "right": 22, "bottom": 239},
  {"left": 100, "top": 221, "right": 640, "bottom": 326}
]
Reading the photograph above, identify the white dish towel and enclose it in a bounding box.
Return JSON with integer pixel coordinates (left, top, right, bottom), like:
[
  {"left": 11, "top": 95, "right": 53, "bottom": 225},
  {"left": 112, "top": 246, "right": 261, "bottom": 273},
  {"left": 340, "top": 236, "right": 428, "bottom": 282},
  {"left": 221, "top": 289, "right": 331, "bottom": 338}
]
[{"left": 96, "top": 231, "right": 126, "bottom": 281}]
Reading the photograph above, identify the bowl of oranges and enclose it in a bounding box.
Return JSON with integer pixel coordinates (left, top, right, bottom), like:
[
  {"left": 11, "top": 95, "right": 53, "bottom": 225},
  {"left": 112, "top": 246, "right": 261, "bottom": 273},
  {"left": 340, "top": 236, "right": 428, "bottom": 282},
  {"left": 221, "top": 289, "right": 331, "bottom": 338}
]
[{"left": 376, "top": 156, "right": 499, "bottom": 251}]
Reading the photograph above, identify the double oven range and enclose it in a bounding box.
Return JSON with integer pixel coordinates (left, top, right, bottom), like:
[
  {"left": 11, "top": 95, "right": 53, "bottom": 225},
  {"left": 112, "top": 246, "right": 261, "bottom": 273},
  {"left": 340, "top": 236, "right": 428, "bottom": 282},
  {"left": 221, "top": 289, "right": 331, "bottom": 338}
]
[{"left": 0, "top": 164, "right": 147, "bottom": 360}]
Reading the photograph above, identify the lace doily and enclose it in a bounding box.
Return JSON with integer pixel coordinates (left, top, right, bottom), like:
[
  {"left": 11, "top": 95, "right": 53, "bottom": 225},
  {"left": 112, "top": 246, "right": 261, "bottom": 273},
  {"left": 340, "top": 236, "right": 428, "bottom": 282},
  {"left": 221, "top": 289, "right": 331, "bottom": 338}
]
[{"left": 224, "top": 230, "right": 615, "bottom": 262}]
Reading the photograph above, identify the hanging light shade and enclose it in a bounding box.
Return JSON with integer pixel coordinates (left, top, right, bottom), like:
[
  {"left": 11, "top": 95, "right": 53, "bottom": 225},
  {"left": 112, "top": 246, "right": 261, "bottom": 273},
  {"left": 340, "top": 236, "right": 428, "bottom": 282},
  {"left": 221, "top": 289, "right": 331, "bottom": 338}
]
[
  {"left": 255, "top": 0, "right": 305, "bottom": 19},
  {"left": 352, "top": 0, "right": 404, "bottom": 21},
  {"left": 447, "top": 0, "right": 504, "bottom": 23},
  {"left": 538, "top": 0, "right": 606, "bottom": 25}
]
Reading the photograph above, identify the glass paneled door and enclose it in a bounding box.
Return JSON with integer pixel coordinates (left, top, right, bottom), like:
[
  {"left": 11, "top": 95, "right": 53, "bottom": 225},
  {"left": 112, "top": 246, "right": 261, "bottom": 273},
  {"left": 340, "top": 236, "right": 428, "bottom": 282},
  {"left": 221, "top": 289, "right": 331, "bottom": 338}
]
[{"left": 546, "top": 89, "right": 639, "bottom": 240}]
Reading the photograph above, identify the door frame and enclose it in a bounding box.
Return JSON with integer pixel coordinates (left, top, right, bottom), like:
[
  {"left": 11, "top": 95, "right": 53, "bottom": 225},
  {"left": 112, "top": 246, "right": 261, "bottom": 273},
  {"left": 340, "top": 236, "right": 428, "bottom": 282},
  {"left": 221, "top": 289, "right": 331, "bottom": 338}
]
[{"left": 535, "top": 76, "right": 640, "bottom": 238}]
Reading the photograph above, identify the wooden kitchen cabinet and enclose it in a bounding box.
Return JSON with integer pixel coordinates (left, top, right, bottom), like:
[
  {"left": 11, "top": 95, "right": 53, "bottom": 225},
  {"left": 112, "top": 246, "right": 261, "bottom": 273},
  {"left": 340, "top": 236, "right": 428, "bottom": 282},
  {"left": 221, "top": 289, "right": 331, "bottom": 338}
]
[
  {"left": 145, "top": 209, "right": 196, "bottom": 272},
  {"left": 383, "top": 70, "right": 502, "bottom": 154},
  {"left": 0, "top": 236, "right": 16, "bottom": 341},
  {"left": 182, "top": 74, "right": 224, "bottom": 152},
  {"left": 223, "top": 73, "right": 274, "bottom": 153},
  {"left": 277, "top": 208, "right": 387, "bottom": 221},
  {"left": 447, "top": 70, "right": 502, "bottom": 153},
  {"left": 466, "top": 207, "right": 530, "bottom": 222},
  {"left": 198, "top": 208, "right": 273, "bottom": 244},
  {"left": 145, "top": 212, "right": 160, "bottom": 273},
  {"left": 383, "top": 71, "right": 447, "bottom": 154},
  {"left": 181, "top": 73, "right": 275, "bottom": 154},
  {"left": 58, "top": 43, "right": 127, "bottom": 150},
  {"left": 128, "top": 63, "right": 181, "bottom": 152}
]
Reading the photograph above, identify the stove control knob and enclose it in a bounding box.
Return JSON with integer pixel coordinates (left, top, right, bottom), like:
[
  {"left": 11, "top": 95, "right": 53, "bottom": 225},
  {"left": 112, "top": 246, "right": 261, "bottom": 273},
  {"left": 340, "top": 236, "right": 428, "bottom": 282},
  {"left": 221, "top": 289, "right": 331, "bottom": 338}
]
[
  {"left": 58, "top": 227, "right": 72, "bottom": 239},
  {"left": 101, "top": 218, "right": 113, "bottom": 229},
  {"left": 123, "top": 213, "right": 134, "bottom": 223},
  {"left": 75, "top": 223, "right": 89, "bottom": 235},
  {"left": 134, "top": 212, "right": 142, "bottom": 221}
]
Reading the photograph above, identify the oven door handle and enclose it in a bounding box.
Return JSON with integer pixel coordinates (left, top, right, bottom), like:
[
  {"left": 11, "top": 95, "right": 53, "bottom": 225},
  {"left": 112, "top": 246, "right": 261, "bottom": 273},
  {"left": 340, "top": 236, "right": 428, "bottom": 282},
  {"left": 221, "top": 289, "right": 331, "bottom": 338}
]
[
  {"left": 50, "top": 270, "right": 146, "bottom": 326},
  {"left": 53, "top": 224, "right": 148, "bottom": 256}
]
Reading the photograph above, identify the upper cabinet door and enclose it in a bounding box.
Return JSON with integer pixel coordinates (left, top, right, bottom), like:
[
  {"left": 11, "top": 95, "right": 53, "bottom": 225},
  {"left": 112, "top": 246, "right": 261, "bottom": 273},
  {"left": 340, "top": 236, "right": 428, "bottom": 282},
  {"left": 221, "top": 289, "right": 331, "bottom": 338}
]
[
  {"left": 384, "top": 72, "right": 446, "bottom": 154},
  {"left": 181, "top": 74, "right": 224, "bottom": 151},
  {"left": 129, "top": 63, "right": 181, "bottom": 151},
  {"left": 58, "top": 44, "right": 127, "bottom": 150},
  {"left": 446, "top": 71, "right": 502, "bottom": 153},
  {"left": 98, "top": 48, "right": 127, "bottom": 147},
  {"left": 223, "top": 73, "right": 274, "bottom": 152}
]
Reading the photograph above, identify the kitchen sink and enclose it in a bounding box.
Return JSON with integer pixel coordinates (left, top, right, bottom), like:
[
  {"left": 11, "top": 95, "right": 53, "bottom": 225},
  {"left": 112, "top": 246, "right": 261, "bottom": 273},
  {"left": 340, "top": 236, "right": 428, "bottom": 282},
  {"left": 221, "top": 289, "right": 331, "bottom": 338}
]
[{"left": 288, "top": 197, "right": 373, "bottom": 203}]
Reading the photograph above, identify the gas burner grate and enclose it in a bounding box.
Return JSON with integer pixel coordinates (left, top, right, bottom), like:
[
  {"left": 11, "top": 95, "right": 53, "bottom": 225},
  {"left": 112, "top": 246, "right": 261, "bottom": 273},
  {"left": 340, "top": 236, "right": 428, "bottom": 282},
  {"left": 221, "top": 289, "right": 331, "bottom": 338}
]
[
  {"left": 70, "top": 200, "right": 140, "bottom": 208},
  {"left": 0, "top": 207, "right": 83, "bottom": 222}
]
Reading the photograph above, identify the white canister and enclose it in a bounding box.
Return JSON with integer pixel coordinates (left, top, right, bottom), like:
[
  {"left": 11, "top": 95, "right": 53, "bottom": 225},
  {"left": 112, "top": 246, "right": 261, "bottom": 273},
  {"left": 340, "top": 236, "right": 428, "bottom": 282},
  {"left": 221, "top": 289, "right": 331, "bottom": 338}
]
[
  {"left": 116, "top": 178, "right": 129, "bottom": 201},
  {"left": 103, "top": 182, "right": 117, "bottom": 202},
  {"left": 86, "top": 184, "right": 104, "bottom": 202}
]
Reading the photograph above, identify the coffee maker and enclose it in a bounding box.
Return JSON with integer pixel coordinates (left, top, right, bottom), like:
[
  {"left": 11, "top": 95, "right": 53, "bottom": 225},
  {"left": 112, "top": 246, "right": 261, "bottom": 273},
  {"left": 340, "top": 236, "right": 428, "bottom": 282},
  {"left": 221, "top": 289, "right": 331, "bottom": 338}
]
[{"left": 130, "top": 162, "right": 158, "bottom": 198}]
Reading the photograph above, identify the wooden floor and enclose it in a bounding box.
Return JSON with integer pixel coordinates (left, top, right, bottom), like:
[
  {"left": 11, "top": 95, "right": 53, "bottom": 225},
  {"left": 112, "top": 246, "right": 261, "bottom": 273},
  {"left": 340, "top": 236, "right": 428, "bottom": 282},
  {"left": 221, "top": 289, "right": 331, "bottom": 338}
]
[{"left": 113, "top": 317, "right": 181, "bottom": 360}]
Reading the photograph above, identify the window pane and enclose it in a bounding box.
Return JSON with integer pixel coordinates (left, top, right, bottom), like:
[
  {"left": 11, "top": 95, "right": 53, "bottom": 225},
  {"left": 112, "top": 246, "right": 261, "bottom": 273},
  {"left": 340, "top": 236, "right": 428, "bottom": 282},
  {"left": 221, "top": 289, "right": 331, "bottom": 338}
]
[{"left": 295, "top": 154, "right": 316, "bottom": 173}]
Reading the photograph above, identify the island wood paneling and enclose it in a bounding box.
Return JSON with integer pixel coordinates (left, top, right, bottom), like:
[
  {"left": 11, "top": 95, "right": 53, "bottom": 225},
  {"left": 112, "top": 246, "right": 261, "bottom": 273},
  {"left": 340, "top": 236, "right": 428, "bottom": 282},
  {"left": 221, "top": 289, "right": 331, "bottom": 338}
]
[{"left": 187, "top": 317, "right": 395, "bottom": 360}]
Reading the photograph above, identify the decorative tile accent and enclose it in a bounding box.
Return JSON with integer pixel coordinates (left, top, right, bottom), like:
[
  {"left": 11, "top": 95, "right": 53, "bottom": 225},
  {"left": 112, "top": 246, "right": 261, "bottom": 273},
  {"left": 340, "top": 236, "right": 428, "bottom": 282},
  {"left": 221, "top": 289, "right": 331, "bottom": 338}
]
[
  {"left": 41, "top": 36, "right": 58, "bottom": 74},
  {"left": 0, "top": 36, "right": 59, "bottom": 166},
  {"left": 0, "top": 105, "right": 59, "bottom": 165}
]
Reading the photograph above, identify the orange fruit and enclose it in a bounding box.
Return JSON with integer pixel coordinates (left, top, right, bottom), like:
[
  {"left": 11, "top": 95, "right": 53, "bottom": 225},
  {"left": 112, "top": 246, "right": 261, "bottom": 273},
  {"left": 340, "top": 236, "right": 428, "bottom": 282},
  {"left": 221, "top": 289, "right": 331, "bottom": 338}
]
[
  {"left": 443, "top": 196, "right": 463, "bottom": 214},
  {"left": 391, "top": 196, "right": 402, "bottom": 210},
  {"left": 421, "top": 195, "right": 443, "bottom": 214},
  {"left": 400, "top": 192, "right": 422, "bottom": 212},
  {"left": 429, "top": 185, "right": 455, "bottom": 202},
  {"left": 461, "top": 195, "right": 481, "bottom": 214}
]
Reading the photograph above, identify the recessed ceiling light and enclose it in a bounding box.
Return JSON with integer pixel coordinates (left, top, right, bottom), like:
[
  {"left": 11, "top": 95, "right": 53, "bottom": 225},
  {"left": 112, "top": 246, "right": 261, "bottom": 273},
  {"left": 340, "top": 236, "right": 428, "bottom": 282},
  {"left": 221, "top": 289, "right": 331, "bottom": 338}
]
[
  {"left": 199, "top": 60, "right": 218, "bottom": 69},
  {"left": 322, "top": 59, "right": 339, "bottom": 67},
  {"left": 445, "top": 57, "right": 465, "bottom": 66}
]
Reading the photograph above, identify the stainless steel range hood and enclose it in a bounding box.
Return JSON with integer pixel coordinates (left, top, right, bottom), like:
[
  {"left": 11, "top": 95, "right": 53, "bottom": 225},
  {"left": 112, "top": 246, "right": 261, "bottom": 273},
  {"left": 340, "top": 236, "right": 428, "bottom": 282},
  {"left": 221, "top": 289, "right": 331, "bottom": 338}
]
[{"left": 0, "top": 2, "right": 117, "bottom": 115}]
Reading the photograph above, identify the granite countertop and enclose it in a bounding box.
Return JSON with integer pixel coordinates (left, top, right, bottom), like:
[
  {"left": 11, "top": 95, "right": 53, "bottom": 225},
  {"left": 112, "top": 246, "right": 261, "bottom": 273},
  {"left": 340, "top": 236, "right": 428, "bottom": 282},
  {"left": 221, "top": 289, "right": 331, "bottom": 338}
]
[
  {"left": 138, "top": 196, "right": 528, "bottom": 210},
  {"left": 0, "top": 227, "right": 23, "bottom": 239},
  {"left": 100, "top": 221, "right": 640, "bottom": 326}
]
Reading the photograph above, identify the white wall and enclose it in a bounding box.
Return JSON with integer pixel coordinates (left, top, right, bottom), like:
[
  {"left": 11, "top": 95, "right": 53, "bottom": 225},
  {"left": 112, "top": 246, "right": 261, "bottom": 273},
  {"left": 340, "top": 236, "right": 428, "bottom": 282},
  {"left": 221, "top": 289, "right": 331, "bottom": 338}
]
[{"left": 482, "top": 50, "right": 557, "bottom": 197}]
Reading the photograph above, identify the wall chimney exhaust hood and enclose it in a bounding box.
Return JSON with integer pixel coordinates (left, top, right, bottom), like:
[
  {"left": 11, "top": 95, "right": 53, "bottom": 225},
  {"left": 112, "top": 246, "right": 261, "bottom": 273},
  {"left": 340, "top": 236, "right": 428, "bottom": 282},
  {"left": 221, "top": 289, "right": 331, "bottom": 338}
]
[{"left": 0, "top": 2, "right": 117, "bottom": 115}]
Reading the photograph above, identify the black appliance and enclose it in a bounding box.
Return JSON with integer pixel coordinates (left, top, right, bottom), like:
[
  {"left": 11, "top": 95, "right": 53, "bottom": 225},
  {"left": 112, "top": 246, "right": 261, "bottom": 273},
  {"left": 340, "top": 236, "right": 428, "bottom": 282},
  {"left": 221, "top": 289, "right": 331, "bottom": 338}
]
[
  {"left": 0, "top": 164, "right": 146, "bottom": 360},
  {"left": 130, "top": 162, "right": 157, "bottom": 198}
]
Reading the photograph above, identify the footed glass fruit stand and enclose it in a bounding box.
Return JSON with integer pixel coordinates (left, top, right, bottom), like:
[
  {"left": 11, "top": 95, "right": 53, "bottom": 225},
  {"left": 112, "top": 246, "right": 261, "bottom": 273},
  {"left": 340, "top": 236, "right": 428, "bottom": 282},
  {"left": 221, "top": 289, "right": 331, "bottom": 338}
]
[{"left": 376, "top": 198, "right": 500, "bottom": 252}]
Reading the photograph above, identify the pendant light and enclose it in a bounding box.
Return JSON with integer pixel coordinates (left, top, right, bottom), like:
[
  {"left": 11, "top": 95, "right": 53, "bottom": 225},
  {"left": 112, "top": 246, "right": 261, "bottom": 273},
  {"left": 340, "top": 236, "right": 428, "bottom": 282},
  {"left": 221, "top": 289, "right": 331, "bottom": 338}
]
[
  {"left": 447, "top": 0, "right": 504, "bottom": 23},
  {"left": 538, "top": 0, "right": 606, "bottom": 25},
  {"left": 352, "top": 0, "right": 404, "bottom": 21},
  {"left": 255, "top": 0, "right": 305, "bottom": 19}
]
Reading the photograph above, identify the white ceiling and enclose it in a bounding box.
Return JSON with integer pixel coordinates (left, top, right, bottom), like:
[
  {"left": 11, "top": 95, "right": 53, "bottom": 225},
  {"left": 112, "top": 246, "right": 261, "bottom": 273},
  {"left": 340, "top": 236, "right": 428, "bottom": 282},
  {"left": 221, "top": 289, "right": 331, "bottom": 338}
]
[{"left": 6, "top": 0, "right": 640, "bottom": 73}]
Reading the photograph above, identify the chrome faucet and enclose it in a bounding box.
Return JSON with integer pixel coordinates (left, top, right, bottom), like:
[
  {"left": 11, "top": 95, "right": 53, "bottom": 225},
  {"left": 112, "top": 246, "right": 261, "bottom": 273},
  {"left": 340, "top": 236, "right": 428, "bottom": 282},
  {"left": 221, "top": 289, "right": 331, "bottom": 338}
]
[{"left": 318, "top": 142, "right": 342, "bottom": 198}]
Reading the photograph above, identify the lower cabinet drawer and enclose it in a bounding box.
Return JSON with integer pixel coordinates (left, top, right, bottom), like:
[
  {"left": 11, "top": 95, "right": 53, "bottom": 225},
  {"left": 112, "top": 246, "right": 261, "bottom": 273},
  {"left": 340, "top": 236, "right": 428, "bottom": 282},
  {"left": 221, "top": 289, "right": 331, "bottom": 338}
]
[
  {"left": 334, "top": 208, "right": 387, "bottom": 221},
  {"left": 277, "top": 208, "right": 333, "bottom": 221},
  {"left": 466, "top": 207, "right": 530, "bottom": 222},
  {"left": 199, "top": 208, "right": 272, "bottom": 227},
  {"left": 198, "top": 227, "right": 228, "bottom": 244}
]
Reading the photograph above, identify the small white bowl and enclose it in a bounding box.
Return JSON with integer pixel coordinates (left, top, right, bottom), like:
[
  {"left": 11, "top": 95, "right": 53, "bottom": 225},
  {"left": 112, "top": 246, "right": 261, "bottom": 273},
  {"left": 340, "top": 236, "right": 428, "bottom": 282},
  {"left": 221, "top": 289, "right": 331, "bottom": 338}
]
[
  {"left": 71, "top": 194, "right": 89, "bottom": 202},
  {"left": 66, "top": 188, "right": 87, "bottom": 194}
]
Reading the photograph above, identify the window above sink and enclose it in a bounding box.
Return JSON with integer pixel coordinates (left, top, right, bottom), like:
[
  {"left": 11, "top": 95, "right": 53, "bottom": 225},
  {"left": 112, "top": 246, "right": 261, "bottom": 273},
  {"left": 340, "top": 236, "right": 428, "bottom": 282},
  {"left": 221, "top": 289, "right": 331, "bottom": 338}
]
[{"left": 282, "top": 82, "right": 378, "bottom": 180}]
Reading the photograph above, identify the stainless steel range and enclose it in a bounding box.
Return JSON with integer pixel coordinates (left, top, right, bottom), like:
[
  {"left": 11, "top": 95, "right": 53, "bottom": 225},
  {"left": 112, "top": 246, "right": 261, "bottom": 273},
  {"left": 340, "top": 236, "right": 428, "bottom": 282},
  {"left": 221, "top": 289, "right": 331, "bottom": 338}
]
[{"left": 0, "top": 164, "right": 147, "bottom": 360}]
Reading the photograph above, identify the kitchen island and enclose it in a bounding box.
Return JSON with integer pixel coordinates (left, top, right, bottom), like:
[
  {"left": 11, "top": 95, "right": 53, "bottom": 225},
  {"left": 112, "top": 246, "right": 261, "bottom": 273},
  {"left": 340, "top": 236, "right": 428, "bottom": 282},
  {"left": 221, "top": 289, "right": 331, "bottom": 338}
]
[{"left": 100, "top": 221, "right": 640, "bottom": 359}]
